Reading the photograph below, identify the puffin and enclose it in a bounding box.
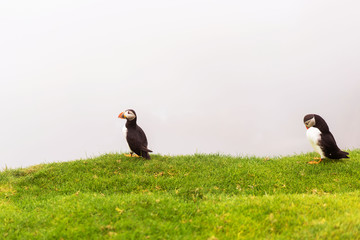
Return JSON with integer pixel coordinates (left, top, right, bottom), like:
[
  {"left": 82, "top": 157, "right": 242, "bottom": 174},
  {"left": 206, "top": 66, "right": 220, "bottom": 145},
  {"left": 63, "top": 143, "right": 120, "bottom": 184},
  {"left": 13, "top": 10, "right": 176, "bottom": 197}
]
[
  {"left": 303, "top": 114, "right": 349, "bottom": 164},
  {"left": 118, "top": 109, "right": 152, "bottom": 160}
]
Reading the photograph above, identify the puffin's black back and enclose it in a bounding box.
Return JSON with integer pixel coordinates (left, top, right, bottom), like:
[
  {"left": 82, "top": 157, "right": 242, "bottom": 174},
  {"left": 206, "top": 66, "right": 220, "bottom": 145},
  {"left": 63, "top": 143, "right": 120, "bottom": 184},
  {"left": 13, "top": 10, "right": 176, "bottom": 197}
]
[
  {"left": 312, "top": 114, "right": 349, "bottom": 159},
  {"left": 125, "top": 109, "right": 152, "bottom": 160},
  {"left": 313, "top": 114, "right": 330, "bottom": 133}
]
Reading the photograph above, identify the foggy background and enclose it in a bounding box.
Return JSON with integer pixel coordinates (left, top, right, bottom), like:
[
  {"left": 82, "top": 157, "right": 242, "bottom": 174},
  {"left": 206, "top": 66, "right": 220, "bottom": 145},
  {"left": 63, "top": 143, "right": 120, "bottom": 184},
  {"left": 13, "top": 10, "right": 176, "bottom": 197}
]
[{"left": 1, "top": 1, "right": 359, "bottom": 169}]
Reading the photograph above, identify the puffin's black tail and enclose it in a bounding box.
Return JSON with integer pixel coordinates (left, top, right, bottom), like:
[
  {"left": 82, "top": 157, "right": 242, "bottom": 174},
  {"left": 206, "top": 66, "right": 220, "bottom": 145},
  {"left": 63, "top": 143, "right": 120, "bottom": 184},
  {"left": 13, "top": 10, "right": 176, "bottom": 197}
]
[
  {"left": 141, "top": 146, "right": 152, "bottom": 160},
  {"left": 331, "top": 150, "right": 350, "bottom": 159},
  {"left": 341, "top": 150, "right": 350, "bottom": 158}
]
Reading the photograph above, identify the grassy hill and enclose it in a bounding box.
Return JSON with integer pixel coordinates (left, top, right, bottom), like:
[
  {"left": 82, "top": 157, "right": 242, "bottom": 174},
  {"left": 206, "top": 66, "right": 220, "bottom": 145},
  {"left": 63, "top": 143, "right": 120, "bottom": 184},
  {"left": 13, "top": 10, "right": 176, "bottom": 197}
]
[{"left": 1, "top": 150, "right": 360, "bottom": 239}]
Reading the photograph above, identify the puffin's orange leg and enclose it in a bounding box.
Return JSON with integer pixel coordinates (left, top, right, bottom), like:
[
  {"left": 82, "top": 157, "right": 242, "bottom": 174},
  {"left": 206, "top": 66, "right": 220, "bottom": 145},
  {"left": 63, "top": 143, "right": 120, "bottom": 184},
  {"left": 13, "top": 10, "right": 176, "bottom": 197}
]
[{"left": 308, "top": 157, "right": 322, "bottom": 164}]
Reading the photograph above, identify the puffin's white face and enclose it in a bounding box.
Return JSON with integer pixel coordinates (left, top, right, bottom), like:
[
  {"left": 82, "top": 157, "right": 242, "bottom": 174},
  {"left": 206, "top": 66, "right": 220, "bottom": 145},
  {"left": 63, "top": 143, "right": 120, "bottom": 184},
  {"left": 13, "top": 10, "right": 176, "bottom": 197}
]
[
  {"left": 118, "top": 110, "right": 136, "bottom": 121},
  {"left": 124, "top": 110, "right": 136, "bottom": 121},
  {"left": 304, "top": 116, "right": 315, "bottom": 129}
]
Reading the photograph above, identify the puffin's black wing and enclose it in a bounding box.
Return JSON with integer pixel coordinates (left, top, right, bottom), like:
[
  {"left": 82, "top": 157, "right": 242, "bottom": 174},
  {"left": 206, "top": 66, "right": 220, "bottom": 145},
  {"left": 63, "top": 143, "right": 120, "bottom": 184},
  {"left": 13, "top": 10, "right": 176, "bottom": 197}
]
[
  {"left": 320, "top": 132, "right": 349, "bottom": 159},
  {"left": 126, "top": 126, "right": 152, "bottom": 159}
]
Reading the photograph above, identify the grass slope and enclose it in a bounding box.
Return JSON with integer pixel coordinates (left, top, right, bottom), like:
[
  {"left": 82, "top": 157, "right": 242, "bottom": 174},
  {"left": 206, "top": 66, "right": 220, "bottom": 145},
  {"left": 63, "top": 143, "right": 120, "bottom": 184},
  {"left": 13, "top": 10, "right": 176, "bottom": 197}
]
[{"left": 1, "top": 150, "right": 360, "bottom": 239}]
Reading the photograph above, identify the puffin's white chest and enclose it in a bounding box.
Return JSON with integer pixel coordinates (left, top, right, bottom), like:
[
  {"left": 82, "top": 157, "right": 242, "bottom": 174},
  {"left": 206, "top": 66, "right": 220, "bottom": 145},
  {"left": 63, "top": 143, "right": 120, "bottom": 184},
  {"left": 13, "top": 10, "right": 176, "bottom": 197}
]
[
  {"left": 306, "top": 127, "right": 325, "bottom": 158},
  {"left": 122, "top": 125, "right": 128, "bottom": 139}
]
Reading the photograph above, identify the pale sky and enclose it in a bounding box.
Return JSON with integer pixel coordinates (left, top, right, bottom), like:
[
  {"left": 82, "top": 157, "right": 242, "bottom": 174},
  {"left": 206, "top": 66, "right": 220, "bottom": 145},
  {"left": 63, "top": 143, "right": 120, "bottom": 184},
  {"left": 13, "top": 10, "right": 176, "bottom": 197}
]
[{"left": 1, "top": 0, "right": 360, "bottom": 169}]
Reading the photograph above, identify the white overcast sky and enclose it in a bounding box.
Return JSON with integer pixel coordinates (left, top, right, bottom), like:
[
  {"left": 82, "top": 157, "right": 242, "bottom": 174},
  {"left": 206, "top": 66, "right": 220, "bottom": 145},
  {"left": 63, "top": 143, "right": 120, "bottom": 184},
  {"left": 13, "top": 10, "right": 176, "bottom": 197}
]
[{"left": 1, "top": 0, "right": 360, "bottom": 169}]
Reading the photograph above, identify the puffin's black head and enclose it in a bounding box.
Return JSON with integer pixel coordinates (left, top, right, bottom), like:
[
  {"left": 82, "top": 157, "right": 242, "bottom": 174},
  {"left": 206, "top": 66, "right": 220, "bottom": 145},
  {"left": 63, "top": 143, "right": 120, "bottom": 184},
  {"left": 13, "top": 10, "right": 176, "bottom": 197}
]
[
  {"left": 303, "top": 114, "right": 316, "bottom": 129},
  {"left": 304, "top": 114, "right": 329, "bottom": 132},
  {"left": 118, "top": 109, "right": 137, "bottom": 121}
]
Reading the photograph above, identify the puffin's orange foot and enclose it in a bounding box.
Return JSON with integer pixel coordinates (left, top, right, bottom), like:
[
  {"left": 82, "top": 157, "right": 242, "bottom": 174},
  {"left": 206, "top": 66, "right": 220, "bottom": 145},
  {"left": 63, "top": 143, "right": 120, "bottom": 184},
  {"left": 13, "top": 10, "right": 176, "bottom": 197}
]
[
  {"left": 124, "top": 153, "right": 140, "bottom": 158},
  {"left": 308, "top": 158, "right": 322, "bottom": 164}
]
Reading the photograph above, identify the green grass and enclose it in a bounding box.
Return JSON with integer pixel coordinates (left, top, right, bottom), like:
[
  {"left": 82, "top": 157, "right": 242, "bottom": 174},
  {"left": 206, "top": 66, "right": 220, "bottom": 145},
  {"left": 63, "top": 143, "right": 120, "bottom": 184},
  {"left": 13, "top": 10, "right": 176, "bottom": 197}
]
[{"left": 1, "top": 150, "right": 360, "bottom": 239}]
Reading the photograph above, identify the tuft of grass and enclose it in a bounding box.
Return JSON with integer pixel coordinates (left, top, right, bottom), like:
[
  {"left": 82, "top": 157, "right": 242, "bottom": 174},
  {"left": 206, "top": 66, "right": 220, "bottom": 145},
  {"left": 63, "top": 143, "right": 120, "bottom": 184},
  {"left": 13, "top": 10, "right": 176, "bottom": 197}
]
[{"left": 1, "top": 150, "right": 360, "bottom": 239}]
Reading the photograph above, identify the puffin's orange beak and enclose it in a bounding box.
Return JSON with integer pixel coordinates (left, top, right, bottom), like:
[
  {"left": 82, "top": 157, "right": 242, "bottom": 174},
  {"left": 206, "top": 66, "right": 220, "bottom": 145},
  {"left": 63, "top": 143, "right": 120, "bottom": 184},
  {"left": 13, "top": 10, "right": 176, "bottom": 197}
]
[{"left": 118, "top": 112, "right": 126, "bottom": 119}]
